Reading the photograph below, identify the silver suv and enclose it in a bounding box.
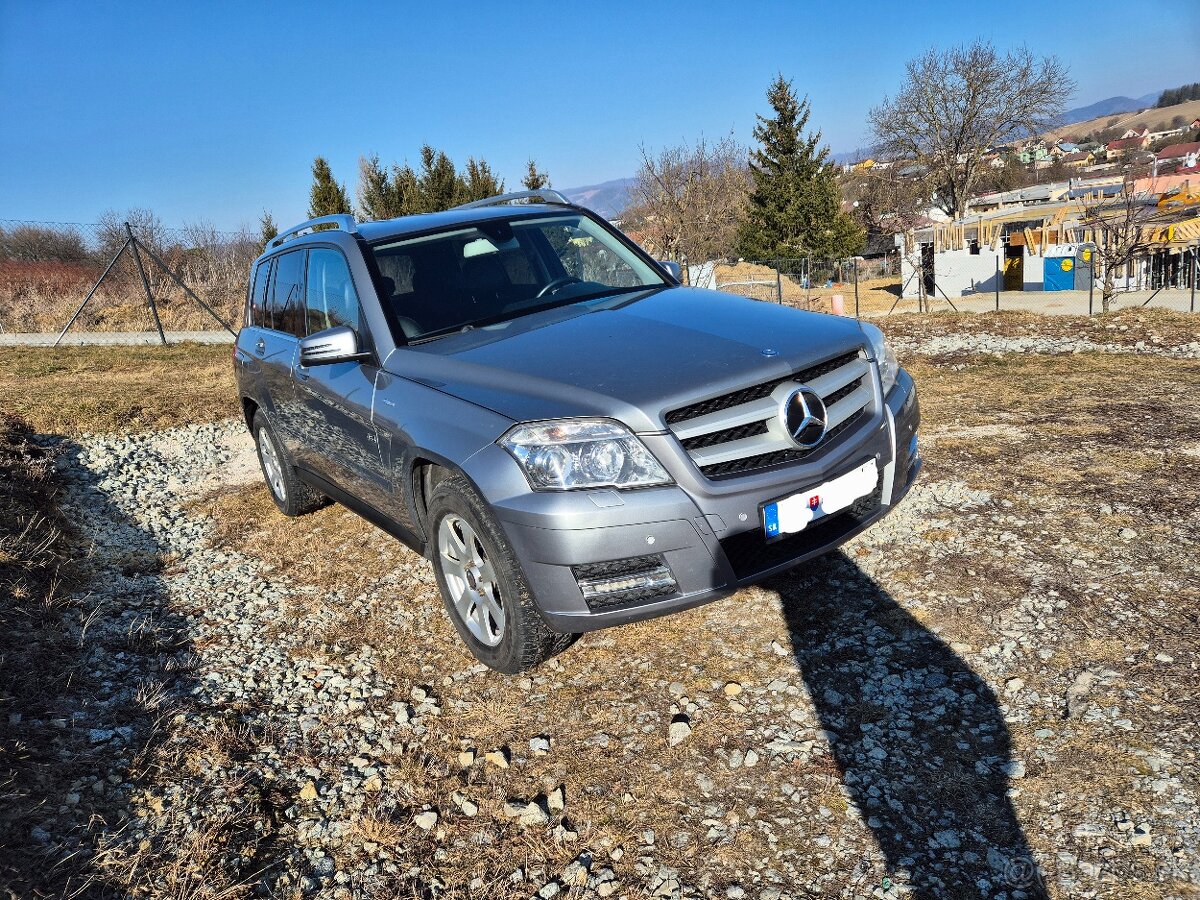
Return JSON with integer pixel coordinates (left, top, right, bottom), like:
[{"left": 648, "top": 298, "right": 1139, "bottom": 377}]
[{"left": 235, "top": 191, "right": 920, "bottom": 672}]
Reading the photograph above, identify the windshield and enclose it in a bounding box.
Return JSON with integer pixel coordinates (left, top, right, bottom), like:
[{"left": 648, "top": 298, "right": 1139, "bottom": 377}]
[{"left": 369, "top": 212, "right": 667, "bottom": 341}]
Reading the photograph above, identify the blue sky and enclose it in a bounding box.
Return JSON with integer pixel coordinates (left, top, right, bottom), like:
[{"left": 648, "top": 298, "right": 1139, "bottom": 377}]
[{"left": 2, "top": 0, "right": 1196, "bottom": 231}]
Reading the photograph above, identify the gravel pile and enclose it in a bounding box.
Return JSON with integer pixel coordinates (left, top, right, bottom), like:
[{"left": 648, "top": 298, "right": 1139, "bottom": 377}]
[
  {"left": 892, "top": 332, "right": 1200, "bottom": 358},
  {"left": 23, "top": 389, "right": 1199, "bottom": 897}
]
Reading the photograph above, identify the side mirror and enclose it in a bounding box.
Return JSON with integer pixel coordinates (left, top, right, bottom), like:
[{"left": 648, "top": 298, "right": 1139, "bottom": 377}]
[
  {"left": 659, "top": 260, "right": 682, "bottom": 282},
  {"left": 299, "top": 325, "right": 369, "bottom": 367}
]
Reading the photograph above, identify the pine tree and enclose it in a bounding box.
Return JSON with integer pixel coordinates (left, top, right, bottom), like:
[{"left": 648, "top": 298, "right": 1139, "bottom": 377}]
[
  {"left": 522, "top": 159, "right": 550, "bottom": 190},
  {"left": 258, "top": 210, "right": 278, "bottom": 253},
  {"left": 308, "top": 157, "right": 353, "bottom": 218},
  {"left": 736, "top": 76, "right": 864, "bottom": 260},
  {"left": 462, "top": 157, "right": 504, "bottom": 201},
  {"left": 357, "top": 154, "right": 392, "bottom": 220},
  {"left": 417, "top": 145, "right": 463, "bottom": 212}
]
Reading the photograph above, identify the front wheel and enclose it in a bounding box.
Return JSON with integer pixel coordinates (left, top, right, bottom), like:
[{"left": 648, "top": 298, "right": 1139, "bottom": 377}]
[{"left": 427, "top": 475, "right": 574, "bottom": 673}]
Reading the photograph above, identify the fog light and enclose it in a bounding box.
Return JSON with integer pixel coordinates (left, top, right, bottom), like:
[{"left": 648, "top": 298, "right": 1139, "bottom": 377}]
[{"left": 576, "top": 565, "right": 677, "bottom": 601}]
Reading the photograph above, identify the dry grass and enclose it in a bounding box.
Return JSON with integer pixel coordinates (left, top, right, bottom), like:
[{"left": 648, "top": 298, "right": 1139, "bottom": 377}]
[
  {"left": 880, "top": 307, "right": 1200, "bottom": 348},
  {"left": 8, "top": 318, "right": 1198, "bottom": 896},
  {"left": 0, "top": 344, "right": 237, "bottom": 435},
  {"left": 0, "top": 414, "right": 85, "bottom": 893}
]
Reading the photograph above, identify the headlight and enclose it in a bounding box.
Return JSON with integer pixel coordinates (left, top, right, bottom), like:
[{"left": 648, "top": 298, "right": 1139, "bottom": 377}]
[
  {"left": 500, "top": 418, "right": 672, "bottom": 491},
  {"left": 860, "top": 322, "right": 899, "bottom": 394}
]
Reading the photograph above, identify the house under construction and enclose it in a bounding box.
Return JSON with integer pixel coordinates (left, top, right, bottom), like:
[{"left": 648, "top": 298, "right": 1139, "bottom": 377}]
[{"left": 898, "top": 178, "right": 1200, "bottom": 301}]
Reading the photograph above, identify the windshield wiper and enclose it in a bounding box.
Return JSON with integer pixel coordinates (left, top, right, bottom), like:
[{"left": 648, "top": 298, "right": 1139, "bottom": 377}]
[{"left": 405, "top": 284, "right": 665, "bottom": 344}]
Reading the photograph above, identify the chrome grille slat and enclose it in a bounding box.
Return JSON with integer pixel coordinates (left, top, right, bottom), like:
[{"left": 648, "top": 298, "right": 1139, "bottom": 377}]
[
  {"left": 805, "top": 358, "right": 869, "bottom": 398},
  {"left": 671, "top": 396, "right": 778, "bottom": 440},
  {"left": 665, "top": 348, "right": 873, "bottom": 479},
  {"left": 825, "top": 385, "right": 871, "bottom": 430}
]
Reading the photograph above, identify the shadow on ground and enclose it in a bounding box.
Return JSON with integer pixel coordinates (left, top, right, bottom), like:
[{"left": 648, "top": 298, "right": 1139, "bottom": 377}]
[{"left": 771, "top": 552, "right": 1048, "bottom": 899}]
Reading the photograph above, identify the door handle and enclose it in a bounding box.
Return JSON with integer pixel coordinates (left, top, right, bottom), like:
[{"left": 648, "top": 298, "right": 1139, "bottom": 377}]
[{"left": 254, "top": 339, "right": 266, "bottom": 356}]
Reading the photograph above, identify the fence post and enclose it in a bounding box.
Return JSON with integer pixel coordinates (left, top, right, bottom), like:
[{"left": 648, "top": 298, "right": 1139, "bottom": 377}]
[
  {"left": 54, "top": 237, "right": 133, "bottom": 346},
  {"left": 126, "top": 222, "right": 167, "bottom": 345},
  {"left": 1192, "top": 247, "right": 1197, "bottom": 314},
  {"left": 994, "top": 257, "right": 1000, "bottom": 312},
  {"left": 853, "top": 257, "right": 860, "bottom": 318},
  {"left": 775, "top": 261, "right": 782, "bottom": 304},
  {"left": 806, "top": 252, "right": 812, "bottom": 310},
  {"left": 1088, "top": 255, "right": 1095, "bottom": 316}
]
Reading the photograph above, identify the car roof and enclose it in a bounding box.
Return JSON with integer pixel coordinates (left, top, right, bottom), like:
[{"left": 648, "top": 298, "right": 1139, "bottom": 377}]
[{"left": 354, "top": 203, "right": 578, "bottom": 244}]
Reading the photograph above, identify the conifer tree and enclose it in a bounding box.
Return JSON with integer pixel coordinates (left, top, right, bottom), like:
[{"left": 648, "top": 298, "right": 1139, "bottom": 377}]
[
  {"left": 258, "top": 210, "right": 278, "bottom": 253},
  {"left": 736, "top": 76, "right": 863, "bottom": 260},
  {"left": 462, "top": 157, "right": 504, "bottom": 201},
  {"left": 308, "top": 157, "right": 353, "bottom": 218},
  {"left": 357, "top": 154, "right": 392, "bottom": 220},
  {"left": 522, "top": 159, "right": 550, "bottom": 190},
  {"left": 417, "top": 145, "right": 463, "bottom": 212}
]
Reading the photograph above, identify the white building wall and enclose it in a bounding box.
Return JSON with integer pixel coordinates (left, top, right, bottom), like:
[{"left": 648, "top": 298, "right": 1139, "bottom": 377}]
[
  {"left": 934, "top": 249, "right": 1004, "bottom": 296},
  {"left": 900, "top": 245, "right": 1044, "bottom": 299}
]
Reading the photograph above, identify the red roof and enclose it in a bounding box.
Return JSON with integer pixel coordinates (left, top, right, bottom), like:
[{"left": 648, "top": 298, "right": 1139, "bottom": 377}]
[
  {"left": 1106, "top": 136, "right": 1148, "bottom": 151},
  {"left": 1156, "top": 142, "right": 1200, "bottom": 161}
]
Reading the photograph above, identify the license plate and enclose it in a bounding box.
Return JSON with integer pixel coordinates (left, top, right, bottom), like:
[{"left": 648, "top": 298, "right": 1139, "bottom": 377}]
[{"left": 762, "top": 459, "right": 878, "bottom": 539}]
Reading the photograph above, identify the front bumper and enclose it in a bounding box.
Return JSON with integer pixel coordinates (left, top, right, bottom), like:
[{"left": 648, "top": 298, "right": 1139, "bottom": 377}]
[{"left": 477, "top": 368, "right": 920, "bottom": 633}]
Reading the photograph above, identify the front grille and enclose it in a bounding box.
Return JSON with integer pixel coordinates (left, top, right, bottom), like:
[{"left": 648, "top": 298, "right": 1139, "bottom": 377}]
[
  {"left": 665, "top": 350, "right": 858, "bottom": 425},
  {"left": 719, "top": 470, "right": 883, "bottom": 580},
  {"left": 665, "top": 349, "right": 873, "bottom": 480},
  {"left": 571, "top": 554, "right": 678, "bottom": 612},
  {"left": 699, "top": 409, "right": 866, "bottom": 478}
]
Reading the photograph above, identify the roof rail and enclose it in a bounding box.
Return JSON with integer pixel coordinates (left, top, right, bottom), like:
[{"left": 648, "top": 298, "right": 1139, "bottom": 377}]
[
  {"left": 453, "top": 189, "right": 572, "bottom": 210},
  {"left": 269, "top": 214, "right": 358, "bottom": 249}
]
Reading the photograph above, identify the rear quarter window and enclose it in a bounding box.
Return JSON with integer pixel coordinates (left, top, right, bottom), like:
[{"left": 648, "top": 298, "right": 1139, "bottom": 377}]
[{"left": 249, "top": 259, "right": 272, "bottom": 327}]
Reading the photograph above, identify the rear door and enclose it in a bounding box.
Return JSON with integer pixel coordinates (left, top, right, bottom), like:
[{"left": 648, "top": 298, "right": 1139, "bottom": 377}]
[
  {"left": 259, "top": 249, "right": 307, "bottom": 452},
  {"left": 292, "top": 246, "right": 392, "bottom": 510},
  {"left": 237, "top": 257, "right": 275, "bottom": 407}
]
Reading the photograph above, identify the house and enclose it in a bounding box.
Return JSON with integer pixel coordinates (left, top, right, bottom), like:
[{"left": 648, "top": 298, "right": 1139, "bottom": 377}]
[
  {"left": 1121, "top": 127, "right": 1149, "bottom": 140},
  {"left": 1149, "top": 127, "right": 1187, "bottom": 143},
  {"left": 1061, "top": 151, "right": 1095, "bottom": 168},
  {"left": 1105, "top": 134, "right": 1150, "bottom": 159},
  {"left": 1155, "top": 141, "right": 1200, "bottom": 174},
  {"left": 1052, "top": 142, "right": 1079, "bottom": 157},
  {"left": 1018, "top": 143, "right": 1050, "bottom": 165}
]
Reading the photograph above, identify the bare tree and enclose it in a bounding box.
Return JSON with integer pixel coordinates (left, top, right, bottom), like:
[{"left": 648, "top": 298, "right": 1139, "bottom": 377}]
[
  {"left": 1079, "top": 181, "right": 1159, "bottom": 312},
  {"left": 845, "top": 167, "right": 934, "bottom": 236},
  {"left": 96, "top": 207, "right": 167, "bottom": 260},
  {"left": 869, "top": 42, "right": 1074, "bottom": 219},
  {"left": 624, "top": 134, "right": 749, "bottom": 264}
]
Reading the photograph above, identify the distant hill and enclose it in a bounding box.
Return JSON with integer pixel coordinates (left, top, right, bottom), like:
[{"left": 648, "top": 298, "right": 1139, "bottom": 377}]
[
  {"left": 1055, "top": 91, "right": 1161, "bottom": 126},
  {"left": 1046, "top": 96, "right": 1200, "bottom": 142},
  {"left": 559, "top": 177, "right": 636, "bottom": 219}
]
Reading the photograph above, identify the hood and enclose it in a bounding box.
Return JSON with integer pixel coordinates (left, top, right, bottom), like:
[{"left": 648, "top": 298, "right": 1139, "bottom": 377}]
[{"left": 382, "top": 287, "right": 868, "bottom": 434}]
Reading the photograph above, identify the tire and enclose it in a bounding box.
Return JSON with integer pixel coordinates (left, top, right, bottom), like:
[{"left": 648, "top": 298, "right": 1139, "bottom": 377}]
[
  {"left": 252, "top": 411, "right": 325, "bottom": 517},
  {"left": 427, "top": 474, "right": 574, "bottom": 673}
]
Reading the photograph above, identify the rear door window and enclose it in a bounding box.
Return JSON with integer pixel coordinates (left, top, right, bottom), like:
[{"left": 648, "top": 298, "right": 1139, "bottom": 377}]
[
  {"left": 249, "top": 259, "right": 272, "bottom": 327},
  {"left": 270, "top": 250, "right": 306, "bottom": 337},
  {"left": 305, "top": 248, "right": 363, "bottom": 334}
]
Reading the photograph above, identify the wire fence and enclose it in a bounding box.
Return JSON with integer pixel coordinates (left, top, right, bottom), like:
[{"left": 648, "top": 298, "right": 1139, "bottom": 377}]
[
  {"left": 3, "top": 217, "right": 1195, "bottom": 335},
  {"left": 704, "top": 249, "right": 1198, "bottom": 318},
  {"left": 0, "top": 219, "right": 256, "bottom": 333},
  {"left": 705, "top": 254, "right": 903, "bottom": 316}
]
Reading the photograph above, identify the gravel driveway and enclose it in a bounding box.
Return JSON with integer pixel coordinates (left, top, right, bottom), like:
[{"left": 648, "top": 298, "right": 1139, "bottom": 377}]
[{"left": 8, "top": 321, "right": 1199, "bottom": 899}]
